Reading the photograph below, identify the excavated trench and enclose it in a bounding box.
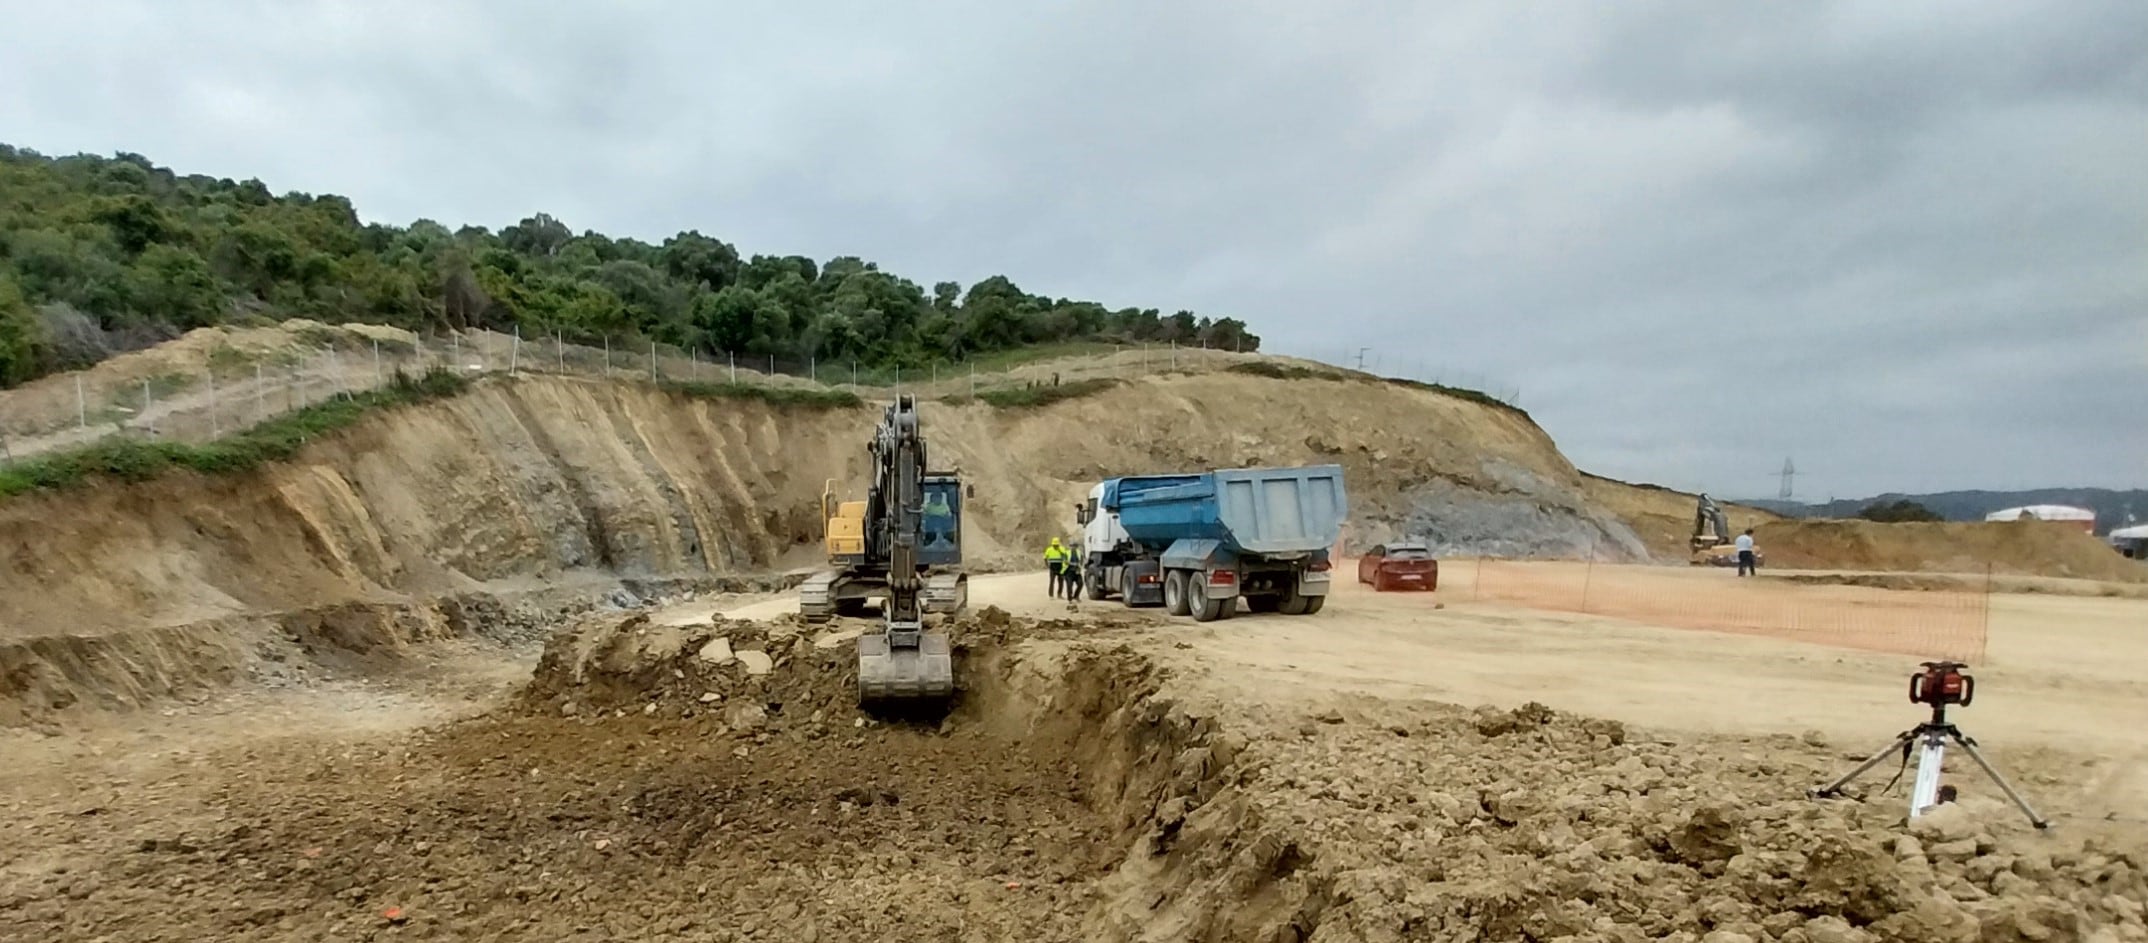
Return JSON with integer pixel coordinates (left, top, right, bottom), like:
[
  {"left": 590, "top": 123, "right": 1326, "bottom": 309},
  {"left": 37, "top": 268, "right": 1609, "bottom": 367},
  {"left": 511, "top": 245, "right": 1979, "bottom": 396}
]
[{"left": 12, "top": 609, "right": 1269, "bottom": 942}]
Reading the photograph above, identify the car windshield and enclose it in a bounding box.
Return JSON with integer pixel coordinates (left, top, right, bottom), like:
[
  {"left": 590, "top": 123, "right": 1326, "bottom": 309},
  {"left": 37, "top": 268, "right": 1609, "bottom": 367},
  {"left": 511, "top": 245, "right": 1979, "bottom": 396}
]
[{"left": 1386, "top": 544, "right": 1431, "bottom": 560}]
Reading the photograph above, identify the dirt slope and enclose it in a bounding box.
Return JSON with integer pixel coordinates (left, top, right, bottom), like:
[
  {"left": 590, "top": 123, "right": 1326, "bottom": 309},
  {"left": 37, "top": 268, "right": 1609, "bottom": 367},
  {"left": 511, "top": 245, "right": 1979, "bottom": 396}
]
[
  {"left": 1, "top": 368, "right": 1678, "bottom": 716},
  {"left": 1755, "top": 518, "right": 2148, "bottom": 582},
  {"left": 1582, "top": 472, "right": 1782, "bottom": 557}
]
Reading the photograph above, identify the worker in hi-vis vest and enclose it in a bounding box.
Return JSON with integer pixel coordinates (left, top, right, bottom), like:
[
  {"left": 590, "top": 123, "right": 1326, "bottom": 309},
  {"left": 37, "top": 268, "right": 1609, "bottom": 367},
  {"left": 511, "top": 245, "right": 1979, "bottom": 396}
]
[{"left": 1044, "top": 537, "right": 1069, "bottom": 596}]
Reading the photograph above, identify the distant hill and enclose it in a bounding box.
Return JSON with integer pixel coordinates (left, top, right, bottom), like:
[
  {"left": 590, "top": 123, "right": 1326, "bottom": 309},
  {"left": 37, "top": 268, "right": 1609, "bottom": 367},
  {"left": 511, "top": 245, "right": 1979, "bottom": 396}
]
[{"left": 1744, "top": 489, "right": 2148, "bottom": 535}]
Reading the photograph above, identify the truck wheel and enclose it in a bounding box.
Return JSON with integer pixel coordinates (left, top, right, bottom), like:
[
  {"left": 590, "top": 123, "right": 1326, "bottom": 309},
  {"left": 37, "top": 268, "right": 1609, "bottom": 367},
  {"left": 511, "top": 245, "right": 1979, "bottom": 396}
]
[
  {"left": 1086, "top": 573, "right": 1106, "bottom": 600},
  {"left": 1279, "top": 592, "right": 1310, "bottom": 615},
  {"left": 1300, "top": 594, "right": 1326, "bottom": 614},
  {"left": 1164, "top": 570, "right": 1191, "bottom": 617},
  {"left": 1189, "top": 582, "right": 1224, "bottom": 622}
]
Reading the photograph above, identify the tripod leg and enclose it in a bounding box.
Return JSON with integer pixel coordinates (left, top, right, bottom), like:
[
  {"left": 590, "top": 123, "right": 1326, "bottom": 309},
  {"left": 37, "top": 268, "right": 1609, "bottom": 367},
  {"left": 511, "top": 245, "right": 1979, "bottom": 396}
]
[
  {"left": 1813, "top": 733, "right": 1913, "bottom": 798},
  {"left": 1951, "top": 734, "right": 2051, "bottom": 829}
]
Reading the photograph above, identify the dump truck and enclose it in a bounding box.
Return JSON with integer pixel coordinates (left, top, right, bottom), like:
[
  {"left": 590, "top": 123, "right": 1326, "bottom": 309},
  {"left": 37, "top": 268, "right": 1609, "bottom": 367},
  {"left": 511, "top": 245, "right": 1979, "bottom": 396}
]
[{"left": 1076, "top": 464, "right": 1348, "bottom": 621}]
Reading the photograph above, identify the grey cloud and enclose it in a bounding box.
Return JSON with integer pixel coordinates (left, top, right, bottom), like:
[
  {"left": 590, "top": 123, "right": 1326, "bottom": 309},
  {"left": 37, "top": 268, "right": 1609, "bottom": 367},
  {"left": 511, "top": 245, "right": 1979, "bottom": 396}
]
[{"left": 1, "top": 0, "right": 2140, "bottom": 497}]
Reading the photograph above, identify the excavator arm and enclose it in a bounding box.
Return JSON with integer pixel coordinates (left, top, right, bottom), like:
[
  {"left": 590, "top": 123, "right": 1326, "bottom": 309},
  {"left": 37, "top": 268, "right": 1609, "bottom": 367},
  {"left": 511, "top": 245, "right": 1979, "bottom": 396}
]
[{"left": 854, "top": 395, "right": 954, "bottom": 705}]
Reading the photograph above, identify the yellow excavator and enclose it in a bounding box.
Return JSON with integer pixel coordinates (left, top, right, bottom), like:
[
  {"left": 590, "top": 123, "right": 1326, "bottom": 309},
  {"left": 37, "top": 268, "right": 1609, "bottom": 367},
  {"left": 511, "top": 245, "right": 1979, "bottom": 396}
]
[
  {"left": 799, "top": 395, "right": 969, "bottom": 705},
  {"left": 1689, "top": 493, "right": 1761, "bottom": 566}
]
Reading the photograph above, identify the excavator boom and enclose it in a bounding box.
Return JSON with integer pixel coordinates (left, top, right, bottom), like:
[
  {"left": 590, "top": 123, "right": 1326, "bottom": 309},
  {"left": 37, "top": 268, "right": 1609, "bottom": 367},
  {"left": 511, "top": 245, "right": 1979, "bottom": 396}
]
[{"left": 851, "top": 395, "right": 958, "bottom": 706}]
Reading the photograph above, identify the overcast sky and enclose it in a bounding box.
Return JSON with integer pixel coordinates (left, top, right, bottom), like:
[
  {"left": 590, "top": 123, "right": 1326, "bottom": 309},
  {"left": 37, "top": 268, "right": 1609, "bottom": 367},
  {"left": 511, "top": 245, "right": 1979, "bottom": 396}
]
[{"left": 3, "top": 1, "right": 2142, "bottom": 499}]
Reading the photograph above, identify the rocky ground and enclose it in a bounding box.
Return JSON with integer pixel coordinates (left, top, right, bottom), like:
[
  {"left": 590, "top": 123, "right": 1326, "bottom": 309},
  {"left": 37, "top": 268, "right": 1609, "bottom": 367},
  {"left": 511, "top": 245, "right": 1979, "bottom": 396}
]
[{"left": 5, "top": 605, "right": 2143, "bottom": 943}]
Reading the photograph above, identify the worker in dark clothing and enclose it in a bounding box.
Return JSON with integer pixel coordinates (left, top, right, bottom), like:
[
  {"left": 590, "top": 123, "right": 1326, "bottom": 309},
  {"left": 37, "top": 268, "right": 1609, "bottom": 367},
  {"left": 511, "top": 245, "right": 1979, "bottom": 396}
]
[{"left": 1062, "top": 553, "right": 1084, "bottom": 604}]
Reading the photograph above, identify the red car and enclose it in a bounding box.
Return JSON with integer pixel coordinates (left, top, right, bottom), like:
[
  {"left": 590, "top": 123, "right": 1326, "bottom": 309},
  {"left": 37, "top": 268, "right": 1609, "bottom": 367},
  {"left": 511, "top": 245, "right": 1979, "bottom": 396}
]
[{"left": 1358, "top": 542, "right": 1439, "bottom": 591}]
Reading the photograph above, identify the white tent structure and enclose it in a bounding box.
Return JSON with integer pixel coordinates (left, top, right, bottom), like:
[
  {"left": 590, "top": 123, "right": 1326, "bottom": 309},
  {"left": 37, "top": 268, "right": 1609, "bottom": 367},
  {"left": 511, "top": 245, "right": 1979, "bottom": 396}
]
[{"left": 1984, "top": 505, "right": 2096, "bottom": 531}]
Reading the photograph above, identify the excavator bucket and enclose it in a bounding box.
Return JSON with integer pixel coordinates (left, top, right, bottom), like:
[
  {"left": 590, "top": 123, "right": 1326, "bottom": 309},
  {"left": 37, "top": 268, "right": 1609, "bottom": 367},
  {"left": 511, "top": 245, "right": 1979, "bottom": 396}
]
[{"left": 855, "top": 628, "right": 953, "bottom": 705}]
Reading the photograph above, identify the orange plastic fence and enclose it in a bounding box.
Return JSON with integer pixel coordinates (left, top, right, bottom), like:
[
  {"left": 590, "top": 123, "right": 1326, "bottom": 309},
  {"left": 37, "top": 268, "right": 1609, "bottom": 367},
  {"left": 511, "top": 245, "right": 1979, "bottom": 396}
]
[{"left": 1391, "top": 557, "right": 1990, "bottom": 663}]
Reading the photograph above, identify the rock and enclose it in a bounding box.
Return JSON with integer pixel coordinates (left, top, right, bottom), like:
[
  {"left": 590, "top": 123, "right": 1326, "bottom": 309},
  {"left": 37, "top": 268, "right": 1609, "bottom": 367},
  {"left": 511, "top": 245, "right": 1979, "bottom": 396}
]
[
  {"left": 1928, "top": 838, "right": 1981, "bottom": 862},
  {"left": 697, "top": 638, "right": 735, "bottom": 665},
  {"left": 1908, "top": 803, "right": 1981, "bottom": 843},
  {"left": 642, "top": 703, "right": 657, "bottom": 715},
  {"left": 1803, "top": 915, "right": 1873, "bottom": 943},
  {"left": 724, "top": 702, "right": 768, "bottom": 733},
  {"left": 1801, "top": 729, "right": 1830, "bottom": 748},
  {"left": 560, "top": 701, "right": 580, "bottom": 717},
  {"left": 735, "top": 650, "right": 774, "bottom": 676},
  {"left": 699, "top": 692, "right": 722, "bottom": 703},
  {"left": 1894, "top": 835, "right": 1925, "bottom": 860},
  {"left": 1703, "top": 932, "right": 1758, "bottom": 943}
]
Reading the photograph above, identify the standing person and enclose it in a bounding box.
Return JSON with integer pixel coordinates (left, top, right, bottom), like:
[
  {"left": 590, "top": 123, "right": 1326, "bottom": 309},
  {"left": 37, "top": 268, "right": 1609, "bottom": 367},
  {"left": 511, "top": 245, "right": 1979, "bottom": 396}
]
[
  {"left": 1044, "top": 537, "right": 1069, "bottom": 596},
  {"left": 1062, "top": 552, "right": 1084, "bottom": 607},
  {"left": 1735, "top": 528, "right": 1757, "bottom": 577}
]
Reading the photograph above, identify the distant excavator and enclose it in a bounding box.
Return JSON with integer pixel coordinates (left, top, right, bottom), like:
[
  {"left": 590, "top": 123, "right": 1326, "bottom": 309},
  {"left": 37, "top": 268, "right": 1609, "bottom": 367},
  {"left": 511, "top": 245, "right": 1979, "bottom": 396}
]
[
  {"left": 799, "top": 395, "right": 969, "bottom": 705},
  {"left": 1689, "top": 493, "right": 1762, "bottom": 567}
]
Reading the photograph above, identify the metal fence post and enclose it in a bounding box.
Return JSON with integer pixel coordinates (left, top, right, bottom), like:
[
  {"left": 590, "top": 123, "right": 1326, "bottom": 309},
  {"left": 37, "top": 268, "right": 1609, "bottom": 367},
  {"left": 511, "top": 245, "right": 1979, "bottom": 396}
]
[
  {"left": 557, "top": 332, "right": 565, "bottom": 372},
  {"left": 650, "top": 340, "right": 658, "bottom": 381},
  {"left": 810, "top": 356, "right": 816, "bottom": 383},
  {"left": 207, "top": 370, "right": 219, "bottom": 437},
  {"left": 76, "top": 375, "right": 87, "bottom": 430},
  {"left": 729, "top": 351, "right": 736, "bottom": 383},
  {"left": 142, "top": 378, "right": 153, "bottom": 434},
  {"left": 452, "top": 334, "right": 460, "bottom": 372},
  {"left": 510, "top": 326, "right": 520, "bottom": 376},
  {"left": 604, "top": 335, "right": 611, "bottom": 377},
  {"left": 970, "top": 362, "right": 976, "bottom": 396}
]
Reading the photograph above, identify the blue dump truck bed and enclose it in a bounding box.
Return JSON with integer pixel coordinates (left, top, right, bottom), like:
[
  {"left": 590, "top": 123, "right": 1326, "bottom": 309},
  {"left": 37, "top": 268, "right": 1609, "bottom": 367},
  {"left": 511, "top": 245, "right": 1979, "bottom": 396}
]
[{"left": 1112, "top": 464, "right": 1347, "bottom": 556}]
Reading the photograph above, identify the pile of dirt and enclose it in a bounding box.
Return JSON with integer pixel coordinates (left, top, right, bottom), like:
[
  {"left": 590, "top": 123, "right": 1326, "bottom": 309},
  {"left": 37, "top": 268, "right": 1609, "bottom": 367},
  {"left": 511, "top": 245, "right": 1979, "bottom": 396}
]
[
  {"left": 1755, "top": 518, "right": 2148, "bottom": 582},
  {"left": 1104, "top": 694, "right": 2148, "bottom": 942}
]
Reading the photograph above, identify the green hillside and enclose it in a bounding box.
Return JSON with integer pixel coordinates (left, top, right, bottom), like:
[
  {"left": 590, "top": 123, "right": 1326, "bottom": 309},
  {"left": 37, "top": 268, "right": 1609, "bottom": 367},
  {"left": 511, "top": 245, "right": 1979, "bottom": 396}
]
[{"left": 0, "top": 145, "right": 1257, "bottom": 386}]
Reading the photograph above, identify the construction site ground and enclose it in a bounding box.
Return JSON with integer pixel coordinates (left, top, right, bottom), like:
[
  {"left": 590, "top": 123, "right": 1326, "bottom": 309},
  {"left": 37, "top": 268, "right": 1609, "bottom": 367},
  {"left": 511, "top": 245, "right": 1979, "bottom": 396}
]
[{"left": 7, "top": 567, "right": 2146, "bottom": 942}]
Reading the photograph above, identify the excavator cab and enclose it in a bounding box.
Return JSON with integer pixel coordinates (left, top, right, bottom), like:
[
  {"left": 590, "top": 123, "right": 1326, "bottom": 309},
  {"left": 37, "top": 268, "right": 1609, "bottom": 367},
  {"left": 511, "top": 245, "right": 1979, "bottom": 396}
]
[{"left": 917, "top": 475, "right": 964, "bottom": 565}]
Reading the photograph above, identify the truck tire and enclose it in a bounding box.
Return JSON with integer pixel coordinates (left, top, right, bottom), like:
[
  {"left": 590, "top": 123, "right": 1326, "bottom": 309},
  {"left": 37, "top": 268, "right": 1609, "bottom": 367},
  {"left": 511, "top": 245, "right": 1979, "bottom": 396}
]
[
  {"left": 1278, "top": 592, "right": 1310, "bottom": 615},
  {"left": 1189, "top": 581, "right": 1224, "bottom": 622},
  {"left": 1086, "top": 570, "right": 1107, "bottom": 600},
  {"left": 1300, "top": 594, "right": 1326, "bottom": 614},
  {"left": 1164, "top": 569, "right": 1191, "bottom": 617}
]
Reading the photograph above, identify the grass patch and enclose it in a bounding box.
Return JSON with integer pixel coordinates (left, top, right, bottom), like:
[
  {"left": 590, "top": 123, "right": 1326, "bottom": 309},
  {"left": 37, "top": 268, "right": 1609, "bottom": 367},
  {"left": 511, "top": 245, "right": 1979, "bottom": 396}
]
[
  {"left": 1225, "top": 359, "right": 1531, "bottom": 419},
  {"left": 658, "top": 380, "right": 862, "bottom": 411},
  {"left": 1379, "top": 376, "right": 1528, "bottom": 416},
  {"left": 1226, "top": 362, "right": 1346, "bottom": 381},
  {"left": 966, "top": 377, "right": 1121, "bottom": 409},
  {"left": 0, "top": 368, "right": 467, "bottom": 500}
]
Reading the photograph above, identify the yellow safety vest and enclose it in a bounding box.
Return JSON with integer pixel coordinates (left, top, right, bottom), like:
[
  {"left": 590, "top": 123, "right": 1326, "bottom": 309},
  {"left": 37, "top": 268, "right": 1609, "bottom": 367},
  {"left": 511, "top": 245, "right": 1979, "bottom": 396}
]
[{"left": 1044, "top": 544, "right": 1067, "bottom": 562}]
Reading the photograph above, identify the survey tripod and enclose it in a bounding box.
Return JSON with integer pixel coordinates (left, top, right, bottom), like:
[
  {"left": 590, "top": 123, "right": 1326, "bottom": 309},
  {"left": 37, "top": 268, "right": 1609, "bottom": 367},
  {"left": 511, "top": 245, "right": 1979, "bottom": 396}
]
[{"left": 1811, "top": 661, "right": 2049, "bottom": 829}]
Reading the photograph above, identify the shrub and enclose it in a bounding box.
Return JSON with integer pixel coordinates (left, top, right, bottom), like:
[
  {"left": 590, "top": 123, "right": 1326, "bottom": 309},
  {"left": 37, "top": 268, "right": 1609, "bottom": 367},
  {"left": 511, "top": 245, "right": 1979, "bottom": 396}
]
[{"left": 0, "top": 367, "right": 467, "bottom": 500}]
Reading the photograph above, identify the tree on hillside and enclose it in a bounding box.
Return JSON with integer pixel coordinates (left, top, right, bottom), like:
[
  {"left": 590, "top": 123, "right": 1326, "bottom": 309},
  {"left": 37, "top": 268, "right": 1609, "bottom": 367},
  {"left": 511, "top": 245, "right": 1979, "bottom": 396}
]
[
  {"left": 0, "top": 145, "right": 1263, "bottom": 388},
  {"left": 1858, "top": 499, "right": 1944, "bottom": 523}
]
